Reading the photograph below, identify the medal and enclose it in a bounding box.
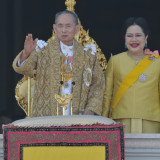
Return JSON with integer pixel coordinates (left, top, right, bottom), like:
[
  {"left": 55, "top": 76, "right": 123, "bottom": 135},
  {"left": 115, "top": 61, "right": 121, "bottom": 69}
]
[
  {"left": 83, "top": 68, "right": 92, "bottom": 86},
  {"left": 135, "top": 60, "right": 139, "bottom": 66},
  {"left": 64, "top": 82, "right": 69, "bottom": 88},
  {"left": 66, "top": 58, "right": 72, "bottom": 72},
  {"left": 66, "top": 63, "right": 72, "bottom": 72},
  {"left": 148, "top": 56, "right": 155, "bottom": 61},
  {"left": 139, "top": 73, "right": 147, "bottom": 82},
  {"left": 148, "top": 56, "right": 153, "bottom": 60}
]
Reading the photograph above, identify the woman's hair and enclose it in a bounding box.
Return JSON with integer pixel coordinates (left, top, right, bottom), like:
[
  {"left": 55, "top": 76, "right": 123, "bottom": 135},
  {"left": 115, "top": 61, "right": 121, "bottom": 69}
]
[{"left": 121, "top": 17, "right": 150, "bottom": 38}]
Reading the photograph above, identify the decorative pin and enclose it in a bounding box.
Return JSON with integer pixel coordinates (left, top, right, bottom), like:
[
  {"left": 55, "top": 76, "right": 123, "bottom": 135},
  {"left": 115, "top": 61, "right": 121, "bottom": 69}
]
[
  {"left": 148, "top": 56, "right": 155, "bottom": 61},
  {"left": 135, "top": 60, "right": 139, "bottom": 66},
  {"left": 55, "top": 94, "right": 72, "bottom": 116},
  {"left": 83, "top": 68, "right": 92, "bottom": 86},
  {"left": 139, "top": 73, "right": 147, "bottom": 82},
  {"left": 66, "top": 63, "right": 72, "bottom": 72},
  {"left": 148, "top": 56, "right": 153, "bottom": 60}
]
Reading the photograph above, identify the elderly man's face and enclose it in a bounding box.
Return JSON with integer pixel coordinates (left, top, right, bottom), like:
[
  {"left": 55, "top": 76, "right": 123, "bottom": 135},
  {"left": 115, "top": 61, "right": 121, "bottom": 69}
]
[{"left": 53, "top": 13, "right": 80, "bottom": 46}]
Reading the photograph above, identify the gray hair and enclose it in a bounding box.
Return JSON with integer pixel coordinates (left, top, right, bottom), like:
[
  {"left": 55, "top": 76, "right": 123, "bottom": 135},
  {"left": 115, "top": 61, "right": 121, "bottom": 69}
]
[{"left": 55, "top": 10, "right": 78, "bottom": 25}]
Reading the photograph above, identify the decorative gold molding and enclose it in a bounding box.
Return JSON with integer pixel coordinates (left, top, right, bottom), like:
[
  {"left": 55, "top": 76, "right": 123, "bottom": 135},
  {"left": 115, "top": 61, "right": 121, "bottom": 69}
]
[
  {"left": 65, "top": 0, "right": 76, "bottom": 12},
  {"left": 15, "top": 76, "right": 29, "bottom": 115},
  {"left": 55, "top": 94, "right": 73, "bottom": 115}
]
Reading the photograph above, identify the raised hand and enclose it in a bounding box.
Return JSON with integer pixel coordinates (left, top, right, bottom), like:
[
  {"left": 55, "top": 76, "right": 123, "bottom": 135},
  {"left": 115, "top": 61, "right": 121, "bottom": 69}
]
[{"left": 20, "top": 34, "right": 38, "bottom": 63}]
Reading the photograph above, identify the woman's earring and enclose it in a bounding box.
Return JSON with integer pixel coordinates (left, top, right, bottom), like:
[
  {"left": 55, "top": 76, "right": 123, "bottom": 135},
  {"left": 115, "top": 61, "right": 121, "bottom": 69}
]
[
  {"left": 145, "top": 42, "right": 147, "bottom": 48},
  {"left": 125, "top": 44, "right": 128, "bottom": 49}
]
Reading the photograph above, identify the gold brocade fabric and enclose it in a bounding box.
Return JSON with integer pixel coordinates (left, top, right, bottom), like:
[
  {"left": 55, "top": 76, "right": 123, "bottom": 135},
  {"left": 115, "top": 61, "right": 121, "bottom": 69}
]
[{"left": 13, "top": 37, "right": 105, "bottom": 117}]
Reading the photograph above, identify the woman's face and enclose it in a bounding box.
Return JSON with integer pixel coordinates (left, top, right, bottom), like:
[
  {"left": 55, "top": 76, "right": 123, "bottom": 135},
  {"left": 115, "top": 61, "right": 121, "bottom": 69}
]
[{"left": 125, "top": 24, "right": 148, "bottom": 54}]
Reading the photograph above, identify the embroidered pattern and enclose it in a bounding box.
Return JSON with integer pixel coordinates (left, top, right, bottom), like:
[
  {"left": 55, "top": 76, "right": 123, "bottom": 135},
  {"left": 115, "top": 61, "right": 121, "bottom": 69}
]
[
  {"left": 3, "top": 124, "right": 124, "bottom": 160},
  {"left": 83, "top": 68, "right": 92, "bottom": 87}
]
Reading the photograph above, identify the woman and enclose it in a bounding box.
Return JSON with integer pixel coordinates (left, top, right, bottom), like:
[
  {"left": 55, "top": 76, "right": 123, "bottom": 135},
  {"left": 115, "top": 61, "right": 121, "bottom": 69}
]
[{"left": 102, "top": 17, "right": 160, "bottom": 133}]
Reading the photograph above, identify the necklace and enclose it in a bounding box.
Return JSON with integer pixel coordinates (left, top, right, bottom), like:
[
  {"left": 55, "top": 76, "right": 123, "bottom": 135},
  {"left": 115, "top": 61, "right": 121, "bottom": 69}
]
[
  {"left": 127, "top": 52, "right": 145, "bottom": 66},
  {"left": 135, "top": 60, "right": 139, "bottom": 66}
]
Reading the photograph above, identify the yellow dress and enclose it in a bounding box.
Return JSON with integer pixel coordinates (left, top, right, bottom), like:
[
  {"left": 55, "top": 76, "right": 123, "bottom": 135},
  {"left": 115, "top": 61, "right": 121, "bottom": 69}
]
[{"left": 102, "top": 52, "right": 160, "bottom": 133}]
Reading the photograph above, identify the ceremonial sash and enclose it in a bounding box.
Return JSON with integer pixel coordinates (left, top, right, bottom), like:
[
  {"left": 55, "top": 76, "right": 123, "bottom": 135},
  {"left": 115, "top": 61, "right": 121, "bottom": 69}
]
[{"left": 110, "top": 55, "right": 154, "bottom": 118}]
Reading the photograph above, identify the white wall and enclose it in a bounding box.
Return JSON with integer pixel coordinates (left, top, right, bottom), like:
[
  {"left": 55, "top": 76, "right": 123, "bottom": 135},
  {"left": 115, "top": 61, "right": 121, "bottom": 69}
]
[{"left": 125, "top": 134, "right": 160, "bottom": 160}]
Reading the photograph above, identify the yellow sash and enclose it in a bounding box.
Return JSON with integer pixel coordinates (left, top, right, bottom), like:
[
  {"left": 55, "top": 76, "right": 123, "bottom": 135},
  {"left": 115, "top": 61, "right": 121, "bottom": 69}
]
[{"left": 110, "top": 55, "right": 154, "bottom": 118}]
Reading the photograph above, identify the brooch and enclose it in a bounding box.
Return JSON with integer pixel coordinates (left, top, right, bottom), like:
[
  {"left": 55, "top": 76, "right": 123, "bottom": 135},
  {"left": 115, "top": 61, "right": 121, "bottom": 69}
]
[
  {"left": 139, "top": 73, "right": 147, "bottom": 82},
  {"left": 83, "top": 68, "right": 92, "bottom": 86}
]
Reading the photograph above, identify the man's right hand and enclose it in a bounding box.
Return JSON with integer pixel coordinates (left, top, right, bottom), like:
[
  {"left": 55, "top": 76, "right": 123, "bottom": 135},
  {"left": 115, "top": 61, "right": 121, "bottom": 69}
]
[{"left": 20, "top": 34, "right": 38, "bottom": 63}]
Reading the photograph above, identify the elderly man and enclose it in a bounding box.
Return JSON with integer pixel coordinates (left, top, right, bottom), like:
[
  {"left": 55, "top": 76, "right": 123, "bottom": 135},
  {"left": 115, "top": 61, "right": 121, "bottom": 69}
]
[{"left": 13, "top": 10, "right": 105, "bottom": 117}]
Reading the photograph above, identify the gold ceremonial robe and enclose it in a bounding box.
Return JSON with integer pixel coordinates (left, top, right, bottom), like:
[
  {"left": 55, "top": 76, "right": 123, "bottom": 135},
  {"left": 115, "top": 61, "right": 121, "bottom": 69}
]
[
  {"left": 13, "top": 37, "right": 105, "bottom": 117},
  {"left": 102, "top": 52, "right": 160, "bottom": 122}
]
